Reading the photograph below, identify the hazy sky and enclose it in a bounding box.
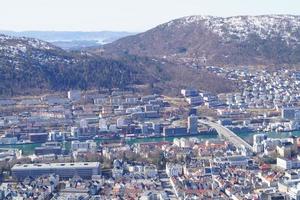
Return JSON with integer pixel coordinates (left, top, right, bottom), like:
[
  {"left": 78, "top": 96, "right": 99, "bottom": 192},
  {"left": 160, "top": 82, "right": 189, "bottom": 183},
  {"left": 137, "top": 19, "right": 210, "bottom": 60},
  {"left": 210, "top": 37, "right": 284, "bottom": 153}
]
[{"left": 1, "top": 0, "right": 300, "bottom": 32}]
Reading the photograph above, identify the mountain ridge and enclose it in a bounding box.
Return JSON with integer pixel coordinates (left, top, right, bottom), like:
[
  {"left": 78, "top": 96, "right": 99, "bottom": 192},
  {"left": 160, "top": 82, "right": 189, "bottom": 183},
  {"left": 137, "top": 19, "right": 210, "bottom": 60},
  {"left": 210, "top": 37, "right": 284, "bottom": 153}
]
[
  {"left": 8, "top": 14, "right": 300, "bottom": 96},
  {"left": 0, "top": 33, "right": 234, "bottom": 96},
  {"left": 102, "top": 14, "right": 300, "bottom": 66}
]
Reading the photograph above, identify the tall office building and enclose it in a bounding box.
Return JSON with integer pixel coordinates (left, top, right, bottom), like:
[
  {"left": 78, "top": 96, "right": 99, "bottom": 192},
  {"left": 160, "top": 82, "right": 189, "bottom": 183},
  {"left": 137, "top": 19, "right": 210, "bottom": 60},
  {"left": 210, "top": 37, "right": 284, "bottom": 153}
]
[{"left": 188, "top": 115, "right": 198, "bottom": 134}]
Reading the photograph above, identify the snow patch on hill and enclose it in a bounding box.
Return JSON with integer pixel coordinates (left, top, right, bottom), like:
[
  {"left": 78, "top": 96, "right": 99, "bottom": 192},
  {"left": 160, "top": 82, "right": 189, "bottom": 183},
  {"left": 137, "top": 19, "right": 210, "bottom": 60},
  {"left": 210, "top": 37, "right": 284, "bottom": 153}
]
[
  {"left": 174, "top": 15, "right": 300, "bottom": 44},
  {"left": 0, "top": 34, "right": 77, "bottom": 67}
]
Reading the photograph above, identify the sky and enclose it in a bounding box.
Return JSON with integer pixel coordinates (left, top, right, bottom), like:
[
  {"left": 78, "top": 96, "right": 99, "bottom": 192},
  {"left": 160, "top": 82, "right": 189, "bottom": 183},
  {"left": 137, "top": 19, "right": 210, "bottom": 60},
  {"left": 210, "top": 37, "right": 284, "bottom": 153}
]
[{"left": 1, "top": 0, "right": 300, "bottom": 32}]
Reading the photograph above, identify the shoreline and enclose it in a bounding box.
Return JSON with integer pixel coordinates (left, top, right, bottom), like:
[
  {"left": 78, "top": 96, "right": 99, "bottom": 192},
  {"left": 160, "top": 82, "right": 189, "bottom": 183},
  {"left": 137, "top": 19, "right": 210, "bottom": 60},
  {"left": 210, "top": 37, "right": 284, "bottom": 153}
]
[
  {"left": 0, "top": 131, "right": 218, "bottom": 147},
  {"left": 2, "top": 130, "right": 299, "bottom": 155}
]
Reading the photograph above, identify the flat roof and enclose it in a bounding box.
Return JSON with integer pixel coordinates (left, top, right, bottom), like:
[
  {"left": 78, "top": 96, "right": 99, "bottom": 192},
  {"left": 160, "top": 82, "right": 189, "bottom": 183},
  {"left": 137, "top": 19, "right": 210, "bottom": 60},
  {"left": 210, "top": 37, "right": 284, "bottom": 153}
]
[{"left": 12, "top": 162, "right": 100, "bottom": 170}]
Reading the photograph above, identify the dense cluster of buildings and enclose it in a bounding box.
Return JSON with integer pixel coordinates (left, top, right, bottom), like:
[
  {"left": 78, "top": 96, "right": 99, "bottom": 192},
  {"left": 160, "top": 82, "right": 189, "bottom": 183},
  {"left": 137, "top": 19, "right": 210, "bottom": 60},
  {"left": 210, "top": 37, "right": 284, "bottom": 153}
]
[
  {"left": 0, "top": 89, "right": 213, "bottom": 148},
  {"left": 206, "top": 66, "right": 300, "bottom": 133},
  {"left": 2, "top": 67, "right": 300, "bottom": 199},
  {"left": 0, "top": 136, "right": 284, "bottom": 199}
]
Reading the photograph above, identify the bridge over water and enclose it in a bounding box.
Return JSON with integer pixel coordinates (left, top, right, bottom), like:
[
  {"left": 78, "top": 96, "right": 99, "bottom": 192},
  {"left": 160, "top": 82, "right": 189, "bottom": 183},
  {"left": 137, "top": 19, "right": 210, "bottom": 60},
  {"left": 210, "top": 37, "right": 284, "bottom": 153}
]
[{"left": 200, "top": 120, "right": 253, "bottom": 152}]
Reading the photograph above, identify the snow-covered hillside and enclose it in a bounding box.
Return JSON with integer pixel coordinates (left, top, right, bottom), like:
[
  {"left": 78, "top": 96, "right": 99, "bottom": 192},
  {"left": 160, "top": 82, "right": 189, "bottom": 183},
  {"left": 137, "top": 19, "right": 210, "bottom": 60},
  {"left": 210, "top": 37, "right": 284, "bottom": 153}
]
[
  {"left": 168, "top": 15, "right": 300, "bottom": 44},
  {"left": 0, "top": 34, "right": 77, "bottom": 66},
  {"left": 104, "top": 14, "right": 300, "bottom": 66}
]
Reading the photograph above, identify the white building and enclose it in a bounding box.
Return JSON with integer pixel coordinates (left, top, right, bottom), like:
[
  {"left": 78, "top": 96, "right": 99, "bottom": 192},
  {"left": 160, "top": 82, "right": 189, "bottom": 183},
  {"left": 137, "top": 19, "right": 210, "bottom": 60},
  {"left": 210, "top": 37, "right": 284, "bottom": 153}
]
[
  {"left": 253, "top": 134, "right": 267, "bottom": 145},
  {"left": 173, "top": 138, "right": 194, "bottom": 148},
  {"left": 214, "top": 156, "right": 249, "bottom": 167},
  {"left": 71, "top": 140, "right": 97, "bottom": 152},
  {"left": 166, "top": 163, "right": 182, "bottom": 177},
  {"left": 80, "top": 119, "right": 88, "bottom": 129},
  {"left": 99, "top": 118, "right": 108, "bottom": 132},
  {"left": 277, "top": 157, "right": 300, "bottom": 170},
  {"left": 12, "top": 162, "right": 101, "bottom": 180}
]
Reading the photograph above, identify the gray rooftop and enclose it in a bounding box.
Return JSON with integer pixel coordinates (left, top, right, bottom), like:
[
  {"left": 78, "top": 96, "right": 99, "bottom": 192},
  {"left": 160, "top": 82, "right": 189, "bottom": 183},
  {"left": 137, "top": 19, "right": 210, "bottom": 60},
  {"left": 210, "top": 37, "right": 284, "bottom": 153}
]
[{"left": 12, "top": 162, "right": 100, "bottom": 170}]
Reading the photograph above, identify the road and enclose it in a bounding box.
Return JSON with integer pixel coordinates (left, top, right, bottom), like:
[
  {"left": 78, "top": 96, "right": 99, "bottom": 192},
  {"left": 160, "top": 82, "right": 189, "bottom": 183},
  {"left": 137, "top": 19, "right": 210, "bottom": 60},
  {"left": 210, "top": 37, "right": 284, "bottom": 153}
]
[
  {"left": 158, "top": 170, "right": 178, "bottom": 200},
  {"left": 200, "top": 119, "right": 253, "bottom": 151}
]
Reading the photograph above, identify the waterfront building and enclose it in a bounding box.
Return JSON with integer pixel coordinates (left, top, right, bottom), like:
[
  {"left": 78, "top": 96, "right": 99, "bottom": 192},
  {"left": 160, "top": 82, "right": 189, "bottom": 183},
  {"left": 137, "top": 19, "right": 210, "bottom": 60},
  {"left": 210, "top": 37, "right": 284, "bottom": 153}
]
[
  {"left": 0, "top": 136, "right": 18, "bottom": 144},
  {"left": 29, "top": 133, "right": 48, "bottom": 143},
  {"left": 188, "top": 115, "right": 198, "bottom": 134},
  {"left": 218, "top": 118, "right": 232, "bottom": 126},
  {"left": 163, "top": 127, "right": 187, "bottom": 137},
  {"left": 71, "top": 140, "right": 97, "bottom": 152}
]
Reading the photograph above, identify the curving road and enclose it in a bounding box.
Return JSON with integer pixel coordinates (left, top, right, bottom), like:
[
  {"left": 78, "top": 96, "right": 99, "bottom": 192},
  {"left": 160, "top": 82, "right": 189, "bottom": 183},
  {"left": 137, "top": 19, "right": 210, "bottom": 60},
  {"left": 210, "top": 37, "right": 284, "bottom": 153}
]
[{"left": 200, "top": 119, "right": 253, "bottom": 152}]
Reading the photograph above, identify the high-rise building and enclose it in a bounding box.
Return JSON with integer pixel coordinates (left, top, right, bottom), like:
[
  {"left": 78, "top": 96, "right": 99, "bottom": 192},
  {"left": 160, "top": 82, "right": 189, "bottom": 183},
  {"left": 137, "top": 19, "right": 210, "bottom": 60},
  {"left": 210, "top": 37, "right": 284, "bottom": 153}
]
[{"left": 188, "top": 115, "right": 198, "bottom": 134}]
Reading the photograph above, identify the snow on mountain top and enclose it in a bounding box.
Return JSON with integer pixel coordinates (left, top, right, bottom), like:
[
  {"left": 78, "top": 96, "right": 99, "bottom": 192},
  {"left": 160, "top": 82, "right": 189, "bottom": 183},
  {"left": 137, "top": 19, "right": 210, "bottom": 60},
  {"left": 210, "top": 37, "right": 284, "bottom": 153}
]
[
  {"left": 0, "top": 34, "right": 74, "bottom": 67},
  {"left": 0, "top": 34, "right": 56, "bottom": 51},
  {"left": 166, "top": 15, "right": 300, "bottom": 43}
]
